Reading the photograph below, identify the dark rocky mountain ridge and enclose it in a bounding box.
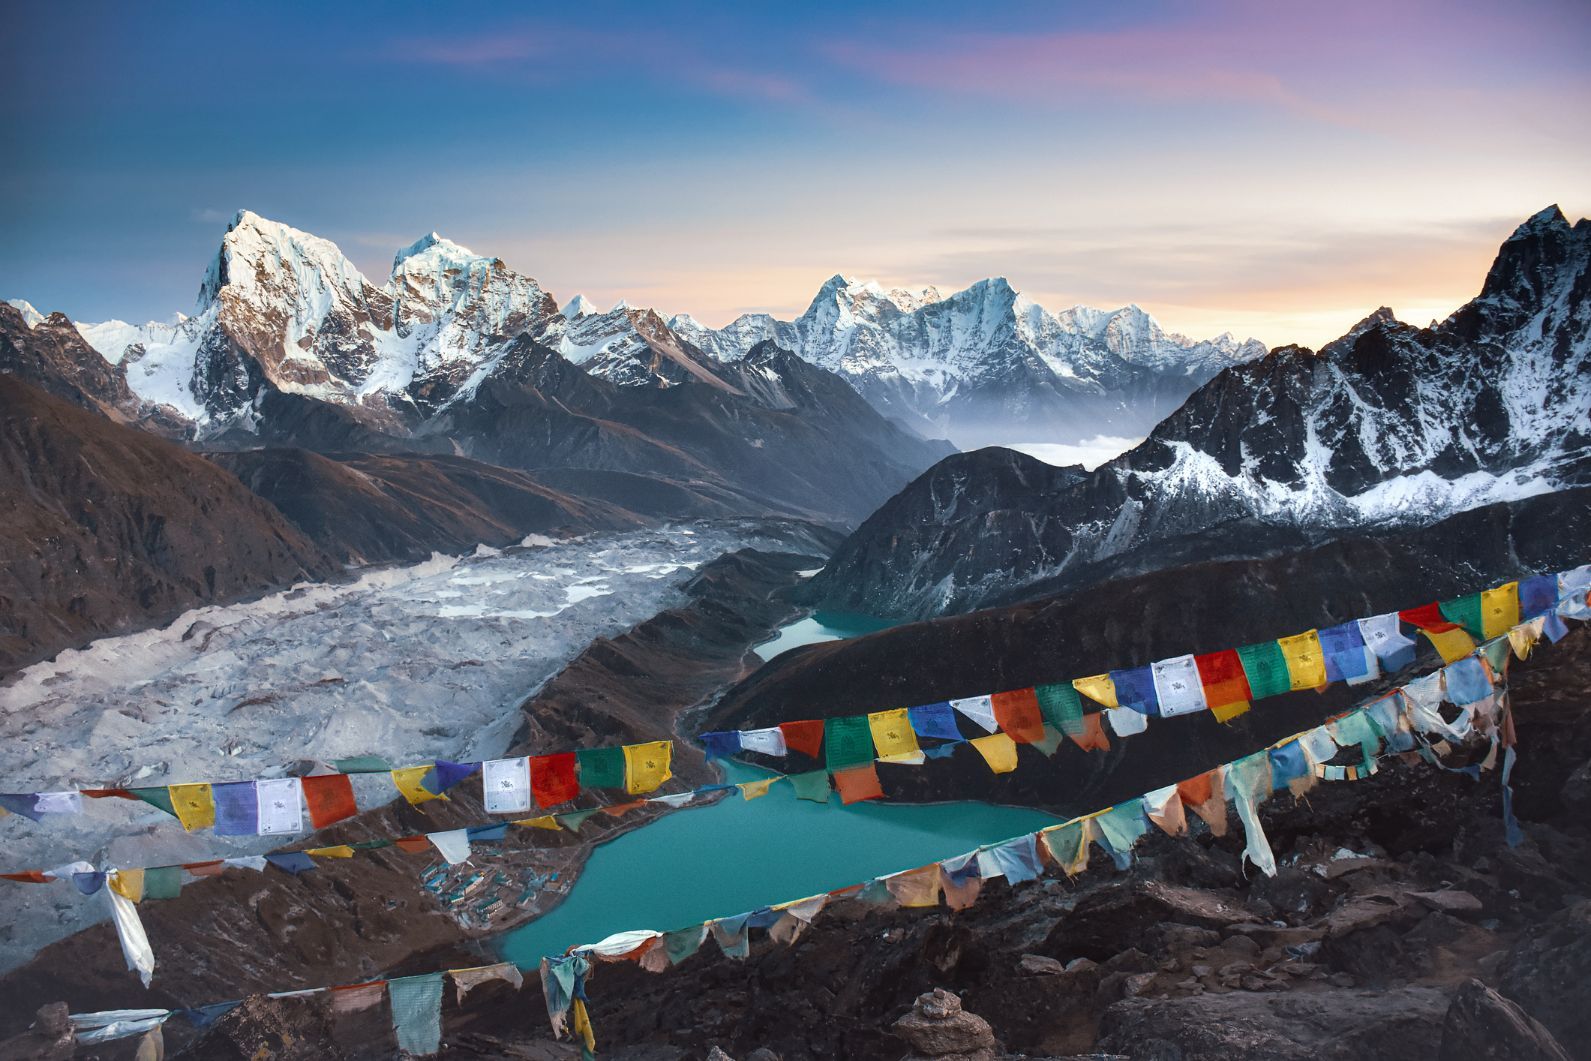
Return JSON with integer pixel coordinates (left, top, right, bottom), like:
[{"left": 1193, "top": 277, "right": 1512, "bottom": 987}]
[{"left": 805, "top": 206, "right": 1591, "bottom": 619}]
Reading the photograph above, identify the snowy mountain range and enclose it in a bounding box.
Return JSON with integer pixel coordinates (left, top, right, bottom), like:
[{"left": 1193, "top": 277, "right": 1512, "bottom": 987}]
[
  {"left": 804, "top": 206, "right": 1591, "bottom": 618},
  {"left": 668, "top": 276, "right": 1267, "bottom": 447},
  {"left": 24, "top": 211, "right": 1262, "bottom": 449}
]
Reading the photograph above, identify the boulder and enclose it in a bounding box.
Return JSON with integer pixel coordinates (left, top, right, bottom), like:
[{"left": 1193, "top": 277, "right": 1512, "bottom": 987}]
[
  {"left": 1044, "top": 880, "right": 1256, "bottom": 961},
  {"left": 0, "top": 1002, "right": 74, "bottom": 1061},
  {"left": 1436, "top": 979, "right": 1570, "bottom": 1061},
  {"left": 891, "top": 988, "right": 999, "bottom": 1060},
  {"left": 1497, "top": 901, "right": 1591, "bottom": 1049},
  {"left": 1097, "top": 986, "right": 1451, "bottom": 1059}
]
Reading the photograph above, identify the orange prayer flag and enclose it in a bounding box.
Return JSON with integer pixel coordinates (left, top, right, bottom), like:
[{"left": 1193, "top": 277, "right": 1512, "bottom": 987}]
[
  {"left": 833, "top": 764, "right": 884, "bottom": 804},
  {"left": 394, "top": 836, "right": 431, "bottom": 855},
  {"left": 303, "top": 774, "right": 359, "bottom": 829}
]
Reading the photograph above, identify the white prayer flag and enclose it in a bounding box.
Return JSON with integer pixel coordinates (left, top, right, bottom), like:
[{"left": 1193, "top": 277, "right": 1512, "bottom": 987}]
[
  {"left": 482, "top": 757, "right": 532, "bottom": 815},
  {"left": 949, "top": 695, "right": 999, "bottom": 733},
  {"left": 1150, "top": 655, "right": 1207, "bottom": 716},
  {"left": 255, "top": 778, "right": 303, "bottom": 835},
  {"left": 737, "top": 727, "right": 788, "bottom": 757}
]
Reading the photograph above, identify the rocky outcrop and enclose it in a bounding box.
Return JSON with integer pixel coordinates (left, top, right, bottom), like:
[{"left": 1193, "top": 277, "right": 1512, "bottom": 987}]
[
  {"left": 175, "top": 994, "right": 349, "bottom": 1060},
  {"left": 0, "top": 376, "right": 335, "bottom": 674},
  {"left": 1497, "top": 902, "right": 1591, "bottom": 1050},
  {"left": 1437, "top": 980, "right": 1571, "bottom": 1061}
]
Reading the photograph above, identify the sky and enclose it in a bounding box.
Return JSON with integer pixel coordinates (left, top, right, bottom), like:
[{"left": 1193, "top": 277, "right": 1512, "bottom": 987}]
[{"left": 2, "top": 0, "right": 1588, "bottom": 349}]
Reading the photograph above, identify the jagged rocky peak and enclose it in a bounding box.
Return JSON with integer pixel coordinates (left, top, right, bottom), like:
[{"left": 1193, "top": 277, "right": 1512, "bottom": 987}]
[
  {"left": 562, "top": 293, "right": 600, "bottom": 318},
  {"left": 3, "top": 299, "right": 44, "bottom": 328},
  {"left": 681, "top": 271, "right": 1268, "bottom": 447},
  {"left": 197, "top": 208, "right": 381, "bottom": 319}
]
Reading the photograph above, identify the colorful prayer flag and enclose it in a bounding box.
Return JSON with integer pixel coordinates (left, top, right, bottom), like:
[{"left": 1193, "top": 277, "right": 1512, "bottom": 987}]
[
  {"left": 303, "top": 773, "right": 359, "bottom": 829},
  {"left": 1068, "top": 711, "right": 1111, "bottom": 752},
  {"left": 1481, "top": 582, "right": 1520, "bottom": 639},
  {"left": 867, "top": 708, "right": 920, "bottom": 758},
  {"left": 530, "top": 752, "right": 579, "bottom": 808},
  {"left": 1438, "top": 593, "right": 1486, "bottom": 639},
  {"left": 1149, "top": 655, "right": 1207, "bottom": 716},
  {"left": 1035, "top": 682, "right": 1084, "bottom": 734},
  {"left": 788, "top": 770, "right": 831, "bottom": 803},
  {"left": 576, "top": 747, "right": 626, "bottom": 789},
  {"left": 737, "top": 728, "right": 787, "bottom": 756},
  {"left": 1421, "top": 625, "right": 1477, "bottom": 664},
  {"left": 907, "top": 702, "right": 962, "bottom": 741},
  {"left": 833, "top": 763, "right": 884, "bottom": 804},
  {"left": 1071, "top": 673, "right": 1118, "bottom": 709},
  {"left": 1110, "top": 667, "right": 1159, "bottom": 715},
  {"left": 1195, "top": 649, "right": 1252, "bottom": 708},
  {"left": 167, "top": 784, "right": 214, "bottom": 832},
  {"left": 623, "top": 741, "right": 672, "bottom": 794},
  {"left": 948, "top": 695, "right": 999, "bottom": 733},
  {"left": 392, "top": 766, "right": 447, "bottom": 806},
  {"left": 824, "top": 715, "right": 875, "bottom": 771},
  {"left": 212, "top": 782, "right": 258, "bottom": 835},
  {"left": 969, "top": 732, "right": 1019, "bottom": 773},
  {"left": 1318, "top": 621, "right": 1375, "bottom": 684},
  {"left": 1277, "top": 630, "right": 1328, "bottom": 690},
  {"left": 778, "top": 719, "right": 825, "bottom": 759},
  {"left": 1236, "top": 640, "right": 1291, "bottom": 699},
  {"left": 991, "top": 689, "right": 1045, "bottom": 743},
  {"left": 256, "top": 778, "right": 304, "bottom": 835}
]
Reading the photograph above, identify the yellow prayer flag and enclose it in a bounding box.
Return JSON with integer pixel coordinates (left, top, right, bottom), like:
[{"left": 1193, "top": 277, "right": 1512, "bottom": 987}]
[
  {"left": 1211, "top": 699, "right": 1251, "bottom": 723},
  {"left": 969, "top": 732, "right": 1019, "bottom": 774},
  {"left": 1277, "top": 630, "right": 1328, "bottom": 690},
  {"left": 1421, "top": 626, "right": 1476, "bottom": 664},
  {"left": 738, "top": 778, "right": 777, "bottom": 801},
  {"left": 884, "top": 865, "right": 943, "bottom": 908},
  {"left": 1072, "top": 674, "right": 1118, "bottom": 709},
  {"left": 867, "top": 708, "right": 920, "bottom": 759},
  {"left": 1509, "top": 617, "right": 1543, "bottom": 661},
  {"left": 168, "top": 783, "right": 215, "bottom": 832},
  {"left": 512, "top": 815, "right": 561, "bottom": 830},
  {"left": 305, "top": 845, "right": 355, "bottom": 858},
  {"left": 1481, "top": 582, "right": 1520, "bottom": 640},
  {"left": 572, "top": 997, "right": 596, "bottom": 1053},
  {"left": 623, "top": 741, "right": 672, "bottom": 795},
  {"left": 110, "top": 869, "right": 145, "bottom": 903},
  {"left": 391, "top": 765, "right": 447, "bottom": 806}
]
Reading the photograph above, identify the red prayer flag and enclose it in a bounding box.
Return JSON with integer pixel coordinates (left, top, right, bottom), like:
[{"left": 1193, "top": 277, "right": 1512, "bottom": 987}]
[
  {"left": 833, "top": 763, "right": 884, "bottom": 804},
  {"left": 80, "top": 788, "right": 135, "bottom": 800},
  {"left": 182, "top": 860, "right": 226, "bottom": 877},
  {"left": 778, "top": 719, "right": 825, "bottom": 760},
  {"left": 303, "top": 774, "right": 359, "bottom": 829},
  {"left": 1399, "top": 602, "right": 1458, "bottom": 632},
  {"left": 1066, "top": 711, "right": 1112, "bottom": 753},
  {"left": 531, "top": 752, "right": 579, "bottom": 808},
  {"left": 1195, "top": 650, "right": 1252, "bottom": 708},
  {"left": 602, "top": 801, "right": 645, "bottom": 817},
  {"left": 0, "top": 871, "right": 51, "bottom": 883},
  {"left": 991, "top": 688, "right": 1045, "bottom": 743}
]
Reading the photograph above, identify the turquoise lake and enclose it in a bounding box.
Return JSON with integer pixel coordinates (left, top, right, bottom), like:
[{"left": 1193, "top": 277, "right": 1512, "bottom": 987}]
[
  {"left": 497, "top": 762, "right": 1061, "bottom": 966},
  {"left": 752, "top": 610, "right": 897, "bottom": 660}
]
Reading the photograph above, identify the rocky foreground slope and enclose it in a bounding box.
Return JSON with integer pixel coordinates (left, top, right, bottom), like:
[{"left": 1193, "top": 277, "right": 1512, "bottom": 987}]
[{"left": 805, "top": 206, "right": 1591, "bottom": 619}]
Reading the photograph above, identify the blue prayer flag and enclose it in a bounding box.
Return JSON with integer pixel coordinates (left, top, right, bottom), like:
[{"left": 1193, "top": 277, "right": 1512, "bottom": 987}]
[
  {"left": 907, "top": 702, "right": 963, "bottom": 741},
  {"left": 1318, "top": 622, "right": 1372, "bottom": 683},
  {"left": 265, "top": 852, "right": 317, "bottom": 875},
  {"left": 212, "top": 782, "right": 259, "bottom": 835},
  {"left": 1110, "top": 667, "right": 1160, "bottom": 715},
  {"left": 700, "top": 731, "right": 742, "bottom": 761},
  {"left": 1518, "top": 574, "right": 1557, "bottom": 618}
]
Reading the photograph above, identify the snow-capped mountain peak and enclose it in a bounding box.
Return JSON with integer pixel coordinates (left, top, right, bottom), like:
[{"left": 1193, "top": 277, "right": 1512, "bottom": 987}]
[{"left": 562, "top": 293, "right": 600, "bottom": 319}]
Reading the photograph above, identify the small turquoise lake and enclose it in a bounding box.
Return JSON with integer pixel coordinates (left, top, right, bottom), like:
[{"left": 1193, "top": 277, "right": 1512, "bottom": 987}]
[
  {"left": 497, "top": 762, "right": 1060, "bottom": 966},
  {"left": 752, "top": 610, "right": 897, "bottom": 660}
]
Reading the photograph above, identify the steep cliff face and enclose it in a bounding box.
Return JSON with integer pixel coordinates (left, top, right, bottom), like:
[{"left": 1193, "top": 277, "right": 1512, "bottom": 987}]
[
  {"left": 805, "top": 207, "right": 1591, "bottom": 619},
  {"left": 0, "top": 376, "right": 335, "bottom": 673}
]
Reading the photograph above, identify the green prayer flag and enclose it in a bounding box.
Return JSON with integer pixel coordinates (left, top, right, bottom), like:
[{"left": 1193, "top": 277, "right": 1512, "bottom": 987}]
[
  {"left": 664, "top": 926, "right": 706, "bottom": 965},
  {"left": 332, "top": 755, "right": 393, "bottom": 774},
  {"left": 129, "top": 787, "right": 177, "bottom": 818},
  {"left": 576, "top": 747, "right": 626, "bottom": 789},
  {"left": 856, "top": 879, "right": 894, "bottom": 905},
  {"left": 1236, "top": 641, "right": 1291, "bottom": 700},
  {"left": 143, "top": 865, "right": 182, "bottom": 900},
  {"left": 788, "top": 770, "right": 832, "bottom": 803},
  {"left": 1035, "top": 682, "right": 1084, "bottom": 735},
  {"left": 350, "top": 839, "right": 393, "bottom": 850},
  {"left": 824, "top": 715, "right": 874, "bottom": 770},
  {"left": 558, "top": 808, "right": 601, "bottom": 832},
  {"left": 1481, "top": 637, "right": 1510, "bottom": 671},
  {"left": 1438, "top": 594, "right": 1486, "bottom": 639}
]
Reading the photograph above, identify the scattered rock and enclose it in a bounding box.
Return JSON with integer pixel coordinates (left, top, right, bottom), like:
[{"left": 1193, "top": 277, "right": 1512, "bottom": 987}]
[
  {"left": 1018, "top": 954, "right": 1067, "bottom": 976},
  {"left": 1411, "top": 890, "right": 1484, "bottom": 916},
  {"left": 0, "top": 1002, "right": 74, "bottom": 1061},
  {"left": 891, "top": 988, "right": 999, "bottom": 1060},
  {"left": 1436, "top": 979, "right": 1571, "bottom": 1061},
  {"left": 174, "top": 994, "right": 346, "bottom": 1060}
]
